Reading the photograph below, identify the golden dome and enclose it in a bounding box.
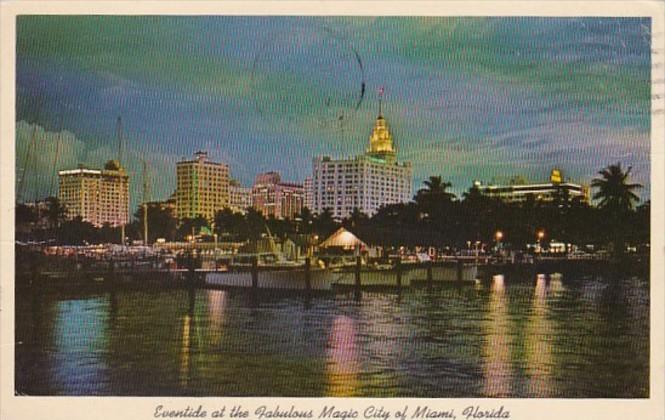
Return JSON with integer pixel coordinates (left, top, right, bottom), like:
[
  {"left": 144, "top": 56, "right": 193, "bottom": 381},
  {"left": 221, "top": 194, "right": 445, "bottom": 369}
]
[{"left": 367, "top": 114, "right": 396, "bottom": 160}]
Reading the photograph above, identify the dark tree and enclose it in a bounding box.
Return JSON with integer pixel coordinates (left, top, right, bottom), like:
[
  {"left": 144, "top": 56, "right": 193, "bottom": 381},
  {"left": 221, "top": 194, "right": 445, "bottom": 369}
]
[{"left": 135, "top": 203, "right": 178, "bottom": 243}]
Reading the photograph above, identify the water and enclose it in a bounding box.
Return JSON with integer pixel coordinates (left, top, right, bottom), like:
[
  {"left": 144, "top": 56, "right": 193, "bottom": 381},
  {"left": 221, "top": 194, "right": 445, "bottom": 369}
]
[{"left": 15, "top": 272, "right": 649, "bottom": 397}]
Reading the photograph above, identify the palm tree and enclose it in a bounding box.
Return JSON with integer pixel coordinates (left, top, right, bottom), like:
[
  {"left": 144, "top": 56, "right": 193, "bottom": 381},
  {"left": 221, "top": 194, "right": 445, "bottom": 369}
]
[
  {"left": 417, "top": 176, "right": 456, "bottom": 202},
  {"left": 313, "top": 208, "right": 338, "bottom": 238},
  {"left": 415, "top": 176, "right": 456, "bottom": 224},
  {"left": 591, "top": 163, "right": 642, "bottom": 215},
  {"left": 343, "top": 207, "right": 369, "bottom": 229},
  {"left": 592, "top": 163, "right": 642, "bottom": 256}
]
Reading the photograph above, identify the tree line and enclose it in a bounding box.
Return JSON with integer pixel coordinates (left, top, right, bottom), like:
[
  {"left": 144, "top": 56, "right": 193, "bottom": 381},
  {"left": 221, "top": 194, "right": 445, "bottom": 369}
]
[{"left": 16, "top": 163, "right": 648, "bottom": 253}]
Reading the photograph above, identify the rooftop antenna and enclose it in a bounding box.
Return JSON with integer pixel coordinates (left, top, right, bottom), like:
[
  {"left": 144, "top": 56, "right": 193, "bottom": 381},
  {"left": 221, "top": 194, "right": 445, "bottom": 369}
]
[
  {"left": 378, "top": 86, "right": 384, "bottom": 116},
  {"left": 116, "top": 116, "right": 123, "bottom": 165},
  {"left": 142, "top": 158, "right": 150, "bottom": 245}
]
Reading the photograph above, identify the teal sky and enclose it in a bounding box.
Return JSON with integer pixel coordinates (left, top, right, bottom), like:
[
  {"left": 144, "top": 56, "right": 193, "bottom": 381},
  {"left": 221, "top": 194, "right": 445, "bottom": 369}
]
[{"left": 16, "top": 16, "right": 651, "bottom": 211}]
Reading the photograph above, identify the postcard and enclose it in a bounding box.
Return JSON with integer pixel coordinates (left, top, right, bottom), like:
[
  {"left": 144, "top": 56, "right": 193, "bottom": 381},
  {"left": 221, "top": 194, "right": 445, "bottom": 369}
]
[{"left": 1, "top": 1, "right": 663, "bottom": 420}]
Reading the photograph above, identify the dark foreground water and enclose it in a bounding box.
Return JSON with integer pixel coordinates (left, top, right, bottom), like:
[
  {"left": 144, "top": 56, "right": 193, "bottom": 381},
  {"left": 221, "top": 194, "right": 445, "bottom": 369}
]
[{"left": 15, "top": 272, "right": 649, "bottom": 397}]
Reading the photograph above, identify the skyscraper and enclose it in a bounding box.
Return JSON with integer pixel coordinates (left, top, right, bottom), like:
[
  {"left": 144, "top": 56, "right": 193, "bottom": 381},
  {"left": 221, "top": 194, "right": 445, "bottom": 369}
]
[
  {"left": 176, "top": 151, "right": 229, "bottom": 220},
  {"left": 58, "top": 160, "right": 129, "bottom": 227},
  {"left": 309, "top": 95, "right": 413, "bottom": 220}
]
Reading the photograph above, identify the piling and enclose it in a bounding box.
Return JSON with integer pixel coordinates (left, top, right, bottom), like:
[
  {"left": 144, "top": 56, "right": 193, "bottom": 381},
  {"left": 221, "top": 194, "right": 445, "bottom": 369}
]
[
  {"left": 251, "top": 256, "right": 259, "bottom": 289},
  {"left": 30, "top": 266, "right": 39, "bottom": 288},
  {"left": 427, "top": 261, "right": 433, "bottom": 289},
  {"left": 395, "top": 258, "right": 402, "bottom": 289},
  {"left": 456, "top": 259, "right": 463, "bottom": 283},
  {"left": 187, "top": 252, "right": 195, "bottom": 285},
  {"left": 355, "top": 256, "right": 362, "bottom": 289},
  {"left": 108, "top": 259, "right": 116, "bottom": 287},
  {"left": 304, "top": 257, "right": 312, "bottom": 291}
]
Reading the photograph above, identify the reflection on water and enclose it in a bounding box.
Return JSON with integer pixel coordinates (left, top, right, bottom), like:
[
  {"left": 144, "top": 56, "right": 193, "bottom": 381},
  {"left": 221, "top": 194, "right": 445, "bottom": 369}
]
[
  {"left": 524, "top": 275, "right": 553, "bottom": 397},
  {"left": 180, "top": 313, "right": 192, "bottom": 389},
  {"left": 51, "top": 298, "right": 110, "bottom": 395},
  {"left": 15, "top": 272, "right": 650, "bottom": 397},
  {"left": 207, "top": 290, "right": 227, "bottom": 337},
  {"left": 326, "top": 315, "right": 360, "bottom": 396},
  {"left": 483, "top": 275, "right": 511, "bottom": 397}
]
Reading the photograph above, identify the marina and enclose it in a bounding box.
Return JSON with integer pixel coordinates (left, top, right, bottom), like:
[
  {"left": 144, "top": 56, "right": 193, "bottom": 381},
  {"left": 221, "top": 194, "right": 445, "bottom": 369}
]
[{"left": 17, "top": 242, "right": 635, "bottom": 295}]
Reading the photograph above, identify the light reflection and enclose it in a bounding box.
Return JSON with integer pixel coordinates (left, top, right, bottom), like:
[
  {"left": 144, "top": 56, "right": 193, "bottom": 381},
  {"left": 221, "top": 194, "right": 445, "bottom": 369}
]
[
  {"left": 180, "top": 314, "right": 192, "bottom": 389},
  {"left": 326, "top": 315, "right": 360, "bottom": 396},
  {"left": 482, "top": 275, "right": 512, "bottom": 397},
  {"left": 51, "top": 298, "right": 110, "bottom": 394},
  {"left": 207, "top": 290, "right": 228, "bottom": 343},
  {"left": 549, "top": 273, "right": 564, "bottom": 294},
  {"left": 180, "top": 289, "right": 197, "bottom": 390},
  {"left": 525, "top": 274, "right": 554, "bottom": 397},
  {"left": 357, "top": 294, "right": 403, "bottom": 393}
]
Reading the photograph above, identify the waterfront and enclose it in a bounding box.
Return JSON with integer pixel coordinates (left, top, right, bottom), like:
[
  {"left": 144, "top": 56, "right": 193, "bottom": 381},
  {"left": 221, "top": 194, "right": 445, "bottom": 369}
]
[{"left": 15, "top": 271, "right": 649, "bottom": 398}]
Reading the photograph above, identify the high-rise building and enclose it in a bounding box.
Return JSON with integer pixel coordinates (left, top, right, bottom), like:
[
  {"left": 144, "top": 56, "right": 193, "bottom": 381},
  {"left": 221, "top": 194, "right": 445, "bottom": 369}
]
[
  {"left": 176, "top": 151, "right": 229, "bottom": 220},
  {"left": 474, "top": 168, "right": 590, "bottom": 204},
  {"left": 58, "top": 160, "right": 129, "bottom": 227},
  {"left": 229, "top": 179, "right": 252, "bottom": 214},
  {"left": 309, "top": 97, "right": 413, "bottom": 220},
  {"left": 252, "top": 172, "right": 304, "bottom": 220},
  {"left": 303, "top": 176, "right": 313, "bottom": 211}
]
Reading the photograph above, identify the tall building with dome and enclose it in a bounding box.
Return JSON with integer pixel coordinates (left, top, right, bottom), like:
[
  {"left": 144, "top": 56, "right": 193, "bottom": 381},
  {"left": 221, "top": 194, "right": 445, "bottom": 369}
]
[
  {"left": 58, "top": 160, "right": 129, "bottom": 227},
  {"left": 309, "top": 94, "right": 413, "bottom": 220}
]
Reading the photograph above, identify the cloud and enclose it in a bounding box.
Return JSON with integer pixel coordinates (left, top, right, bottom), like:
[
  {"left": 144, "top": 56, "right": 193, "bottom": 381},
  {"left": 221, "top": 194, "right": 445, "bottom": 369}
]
[
  {"left": 15, "top": 120, "right": 187, "bottom": 213},
  {"left": 15, "top": 120, "right": 86, "bottom": 201}
]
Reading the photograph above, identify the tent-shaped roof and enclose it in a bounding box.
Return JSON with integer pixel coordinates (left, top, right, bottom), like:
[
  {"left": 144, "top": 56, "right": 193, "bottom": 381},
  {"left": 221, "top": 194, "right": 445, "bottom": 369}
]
[{"left": 319, "top": 227, "right": 367, "bottom": 249}]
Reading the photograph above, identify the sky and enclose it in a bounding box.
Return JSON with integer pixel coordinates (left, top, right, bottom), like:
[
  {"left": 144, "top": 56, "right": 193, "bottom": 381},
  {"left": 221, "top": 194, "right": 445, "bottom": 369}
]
[{"left": 15, "top": 16, "right": 651, "bottom": 212}]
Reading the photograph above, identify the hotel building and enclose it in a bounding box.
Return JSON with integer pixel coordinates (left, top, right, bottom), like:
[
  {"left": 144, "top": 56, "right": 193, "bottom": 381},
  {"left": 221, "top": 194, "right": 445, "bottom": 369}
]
[
  {"left": 303, "top": 176, "right": 313, "bottom": 210},
  {"left": 474, "top": 169, "right": 590, "bottom": 204},
  {"left": 309, "top": 102, "right": 413, "bottom": 220},
  {"left": 252, "top": 172, "right": 304, "bottom": 220},
  {"left": 175, "top": 151, "right": 229, "bottom": 220},
  {"left": 57, "top": 160, "right": 129, "bottom": 227},
  {"left": 229, "top": 179, "right": 252, "bottom": 214}
]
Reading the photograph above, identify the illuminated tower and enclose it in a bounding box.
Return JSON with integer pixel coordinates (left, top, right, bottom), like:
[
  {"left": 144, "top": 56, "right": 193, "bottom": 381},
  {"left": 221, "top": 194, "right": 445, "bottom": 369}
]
[
  {"left": 366, "top": 89, "right": 397, "bottom": 163},
  {"left": 310, "top": 89, "right": 413, "bottom": 219}
]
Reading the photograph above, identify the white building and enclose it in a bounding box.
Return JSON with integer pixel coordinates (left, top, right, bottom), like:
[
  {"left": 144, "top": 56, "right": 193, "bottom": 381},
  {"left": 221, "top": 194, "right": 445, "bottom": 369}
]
[
  {"left": 475, "top": 169, "right": 590, "bottom": 204},
  {"left": 303, "top": 176, "right": 313, "bottom": 211},
  {"left": 229, "top": 179, "right": 252, "bottom": 214},
  {"left": 309, "top": 103, "right": 412, "bottom": 220}
]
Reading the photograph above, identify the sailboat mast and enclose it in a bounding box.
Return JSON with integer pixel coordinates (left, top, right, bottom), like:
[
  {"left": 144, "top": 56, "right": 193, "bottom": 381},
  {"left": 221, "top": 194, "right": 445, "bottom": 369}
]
[
  {"left": 49, "top": 114, "right": 65, "bottom": 198},
  {"left": 142, "top": 159, "right": 149, "bottom": 245},
  {"left": 117, "top": 116, "right": 125, "bottom": 245},
  {"left": 17, "top": 97, "right": 43, "bottom": 203}
]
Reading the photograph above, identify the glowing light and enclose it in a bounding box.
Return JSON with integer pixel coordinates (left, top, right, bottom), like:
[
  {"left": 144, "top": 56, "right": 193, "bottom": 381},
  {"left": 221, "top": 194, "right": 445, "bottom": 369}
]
[
  {"left": 326, "top": 315, "right": 360, "bottom": 397},
  {"left": 483, "top": 274, "right": 511, "bottom": 396}
]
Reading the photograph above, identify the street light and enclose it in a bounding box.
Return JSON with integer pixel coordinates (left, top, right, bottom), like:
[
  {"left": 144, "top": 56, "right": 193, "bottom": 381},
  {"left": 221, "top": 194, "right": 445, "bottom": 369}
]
[
  {"left": 495, "top": 230, "right": 504, "bottom": 242},
  {"left": 536, "top": 229, "right": 545, "bottom": 254}
]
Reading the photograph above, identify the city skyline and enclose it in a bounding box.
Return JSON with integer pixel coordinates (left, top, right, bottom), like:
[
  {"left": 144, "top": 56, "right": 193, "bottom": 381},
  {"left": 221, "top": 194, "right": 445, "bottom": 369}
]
[{"left": 16, "top": 16, "right": 651, "bottom": 211}]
